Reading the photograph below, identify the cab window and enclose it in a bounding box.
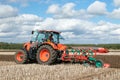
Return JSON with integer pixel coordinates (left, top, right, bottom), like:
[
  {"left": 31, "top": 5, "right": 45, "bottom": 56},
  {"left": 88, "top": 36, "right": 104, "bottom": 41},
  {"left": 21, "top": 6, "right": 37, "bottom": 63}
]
[{"left": 37, "top": 33, "right": 45, "bottom": 42}]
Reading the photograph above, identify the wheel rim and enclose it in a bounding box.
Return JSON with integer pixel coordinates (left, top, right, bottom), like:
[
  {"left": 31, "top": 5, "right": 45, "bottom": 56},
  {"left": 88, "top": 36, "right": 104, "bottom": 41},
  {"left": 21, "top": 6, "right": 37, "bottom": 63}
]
[
  {"left": 16, "top": 51, "right": 24, "bottom": 62},
  {"left": 39, "top": 49, "right": 50, "bottom": 62},
  {"left": 96, "top": 61, "right": 103, "bottom": 68}
]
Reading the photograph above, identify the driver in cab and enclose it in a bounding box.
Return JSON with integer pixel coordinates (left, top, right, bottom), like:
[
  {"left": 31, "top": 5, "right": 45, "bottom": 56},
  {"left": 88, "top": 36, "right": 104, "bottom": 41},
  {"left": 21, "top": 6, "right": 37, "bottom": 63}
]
[{"left": 48, "top": 34, "right": 54, "bottom": 42}]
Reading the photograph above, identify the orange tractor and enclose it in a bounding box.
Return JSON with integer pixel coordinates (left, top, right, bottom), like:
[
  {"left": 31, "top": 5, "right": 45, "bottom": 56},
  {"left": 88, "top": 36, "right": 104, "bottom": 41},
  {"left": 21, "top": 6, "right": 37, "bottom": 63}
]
[{"left": 14, "top": 30, "right": 109, "bottom": 68}]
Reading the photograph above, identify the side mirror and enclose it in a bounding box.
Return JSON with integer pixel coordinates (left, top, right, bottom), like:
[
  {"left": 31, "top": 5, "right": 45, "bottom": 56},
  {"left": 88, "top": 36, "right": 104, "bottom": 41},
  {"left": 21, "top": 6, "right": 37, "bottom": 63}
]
[
  {"left": 59, "top": 35, "right": 65, "bottom": 40},
  {"left": 60, "top": 38, "right": 65, "bottom": 40},
  {"left": 31, "top": 31, "right": 34, "bottom": 34}
]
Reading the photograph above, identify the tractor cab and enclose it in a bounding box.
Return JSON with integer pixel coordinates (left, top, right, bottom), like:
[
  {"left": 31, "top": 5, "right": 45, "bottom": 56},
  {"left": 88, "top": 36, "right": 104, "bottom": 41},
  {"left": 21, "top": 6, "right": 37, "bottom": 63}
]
[
  {"left": 27, "top": 30, "right": 66, "bottom": 51},
  {"left": 31, "top": 30, "right": 63, "bottom": 44}
]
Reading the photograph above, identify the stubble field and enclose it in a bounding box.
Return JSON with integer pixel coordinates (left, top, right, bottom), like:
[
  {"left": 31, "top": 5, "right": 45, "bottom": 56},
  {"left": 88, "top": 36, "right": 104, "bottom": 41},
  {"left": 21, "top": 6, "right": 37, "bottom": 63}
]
[{"left": 0, "top": 51, "right": 120, "bottom": 80}]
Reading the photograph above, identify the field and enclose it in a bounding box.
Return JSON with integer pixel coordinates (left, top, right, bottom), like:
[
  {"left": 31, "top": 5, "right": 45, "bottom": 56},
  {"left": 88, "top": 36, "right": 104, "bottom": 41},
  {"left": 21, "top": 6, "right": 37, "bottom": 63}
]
[{"left": 0, "top": 51, "right": 120, "bottom": 80}]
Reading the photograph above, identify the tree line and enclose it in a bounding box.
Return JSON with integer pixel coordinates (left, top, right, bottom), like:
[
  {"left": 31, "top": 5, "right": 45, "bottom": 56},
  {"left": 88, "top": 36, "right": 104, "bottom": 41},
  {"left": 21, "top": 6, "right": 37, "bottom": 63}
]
[
  {"left": 66, "top": 44, "right": 120, "bottom": 49},
  {"left": 0, "top": 42, "right": 23, "bottom": 49},
  {"left": 0, "top": 42, "right": 120, "bottom": 49}
]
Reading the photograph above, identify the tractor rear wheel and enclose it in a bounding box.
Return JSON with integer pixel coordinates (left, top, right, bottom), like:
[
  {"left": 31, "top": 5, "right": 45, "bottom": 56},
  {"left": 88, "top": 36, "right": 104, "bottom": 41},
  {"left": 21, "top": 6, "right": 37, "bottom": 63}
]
[
  {"left": 36, "top": 45, "right": 57, "bottom": 65},
  {"left": 14, "top": 49, "right": 28, "bottom": 64}
]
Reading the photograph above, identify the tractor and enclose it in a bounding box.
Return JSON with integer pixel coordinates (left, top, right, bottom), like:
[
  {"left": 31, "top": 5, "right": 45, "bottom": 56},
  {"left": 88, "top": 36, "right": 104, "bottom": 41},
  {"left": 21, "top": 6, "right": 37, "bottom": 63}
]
[{"left": 14, "top": 30, "right": 109, "bottom": 68}]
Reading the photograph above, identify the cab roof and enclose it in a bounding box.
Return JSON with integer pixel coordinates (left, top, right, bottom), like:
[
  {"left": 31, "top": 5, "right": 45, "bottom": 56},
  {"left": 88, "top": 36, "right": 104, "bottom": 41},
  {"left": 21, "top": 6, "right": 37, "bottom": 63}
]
[{"left": 38, "top": 30, "right": 61, "bottom": 34}]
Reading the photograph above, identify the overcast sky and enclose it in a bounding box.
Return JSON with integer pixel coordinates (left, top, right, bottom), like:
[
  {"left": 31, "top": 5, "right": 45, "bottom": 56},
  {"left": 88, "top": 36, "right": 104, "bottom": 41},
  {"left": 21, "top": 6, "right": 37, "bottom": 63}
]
[{"left": 0, "top": 0, "right": 120, "bottom": 44}]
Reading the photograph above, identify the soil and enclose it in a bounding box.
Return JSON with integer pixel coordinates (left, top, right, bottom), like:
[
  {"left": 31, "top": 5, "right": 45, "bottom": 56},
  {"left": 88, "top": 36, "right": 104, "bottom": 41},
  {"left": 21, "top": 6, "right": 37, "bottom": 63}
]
[
  {"left": 0, "top": 54, "right": 120, "bottom": 68},
  {"left": 96, "top": 55, "right": 120, "bottom": 68}
]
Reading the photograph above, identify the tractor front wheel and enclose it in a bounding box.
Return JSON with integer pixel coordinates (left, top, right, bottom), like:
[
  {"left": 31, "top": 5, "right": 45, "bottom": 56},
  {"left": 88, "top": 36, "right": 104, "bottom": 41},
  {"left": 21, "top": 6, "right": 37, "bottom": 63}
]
[
  {"left": 14, "top": 49, "right": 28, "bottom": 64},
  {"left": 36, "top": 45, "right": 57, "bottom": 65}
]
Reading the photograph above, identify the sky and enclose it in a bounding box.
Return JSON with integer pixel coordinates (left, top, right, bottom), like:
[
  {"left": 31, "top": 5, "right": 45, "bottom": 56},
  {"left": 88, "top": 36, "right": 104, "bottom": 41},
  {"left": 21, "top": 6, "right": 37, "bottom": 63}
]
[{"left": 0, "top": 0, "right": 120, "bottom": 44}]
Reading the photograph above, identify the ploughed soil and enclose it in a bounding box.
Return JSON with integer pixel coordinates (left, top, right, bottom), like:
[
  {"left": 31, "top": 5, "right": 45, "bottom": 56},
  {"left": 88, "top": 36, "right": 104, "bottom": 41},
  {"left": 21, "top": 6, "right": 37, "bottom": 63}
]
[
  {"left": 96, "top": 55, "right": 120, "bottom": 68},
  {"left": 0, "top": 54, "right": 120, "bottom": 68},
  {"left": 0, "top": 55, "right": 14, "bottom": 61}
]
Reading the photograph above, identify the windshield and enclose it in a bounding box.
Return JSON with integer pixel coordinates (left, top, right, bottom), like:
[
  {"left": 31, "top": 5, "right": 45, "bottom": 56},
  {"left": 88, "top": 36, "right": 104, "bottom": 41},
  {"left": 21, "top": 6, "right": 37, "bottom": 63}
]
[
  {"left": 31, "top": 30, "right": 39, "bottom": 42},
  {"left": 37, "top": 32, "right": 45, "bottom": 43}
]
